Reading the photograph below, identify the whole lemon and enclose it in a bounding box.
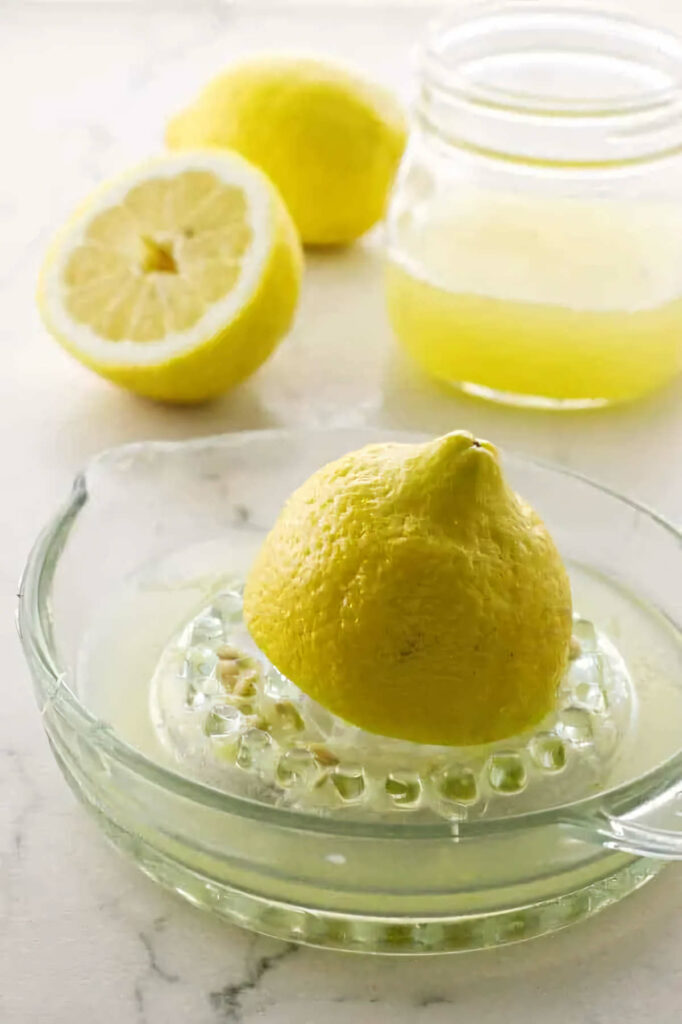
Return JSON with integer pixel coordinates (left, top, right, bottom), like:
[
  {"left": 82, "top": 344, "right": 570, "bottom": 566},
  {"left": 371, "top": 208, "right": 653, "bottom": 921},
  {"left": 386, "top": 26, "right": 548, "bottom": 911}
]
[
  {"left": 244, "top": 433, "right": 573, "bottom": 746},
  {"left": 166, "top": 57, "right": 407, "bottom": 246}
]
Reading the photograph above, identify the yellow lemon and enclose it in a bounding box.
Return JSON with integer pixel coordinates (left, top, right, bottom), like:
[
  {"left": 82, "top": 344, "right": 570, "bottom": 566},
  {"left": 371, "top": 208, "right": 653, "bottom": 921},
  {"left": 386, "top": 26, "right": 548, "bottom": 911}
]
[
  {"left": 244, "top": 432, "right": 573, "bottom": 746},
  {"left": 38, "top": 151, "right": 302, "bottom": 403},
  {"left": 166, "top": 57, "right": 407, "bottom": 246}
]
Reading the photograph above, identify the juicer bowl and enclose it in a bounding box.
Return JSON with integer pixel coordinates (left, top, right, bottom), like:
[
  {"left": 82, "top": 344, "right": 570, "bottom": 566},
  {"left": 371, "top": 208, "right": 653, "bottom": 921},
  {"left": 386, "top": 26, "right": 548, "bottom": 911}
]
[{"left": 17, "top": 429, "right": 682, "bottom": 953}]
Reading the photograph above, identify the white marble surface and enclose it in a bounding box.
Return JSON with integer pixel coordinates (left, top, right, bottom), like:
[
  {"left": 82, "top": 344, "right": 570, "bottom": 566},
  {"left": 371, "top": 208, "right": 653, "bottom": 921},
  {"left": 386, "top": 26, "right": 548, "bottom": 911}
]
[{"left": 3, "top": 2, "right": 682, "bottom": 1021}]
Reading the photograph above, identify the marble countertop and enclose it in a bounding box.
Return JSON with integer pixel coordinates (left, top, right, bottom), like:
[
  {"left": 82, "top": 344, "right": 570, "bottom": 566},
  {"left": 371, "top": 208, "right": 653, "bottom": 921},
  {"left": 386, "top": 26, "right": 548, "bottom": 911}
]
[{"left": 2, "top": 3, "right": 682, "bottom": 1021}]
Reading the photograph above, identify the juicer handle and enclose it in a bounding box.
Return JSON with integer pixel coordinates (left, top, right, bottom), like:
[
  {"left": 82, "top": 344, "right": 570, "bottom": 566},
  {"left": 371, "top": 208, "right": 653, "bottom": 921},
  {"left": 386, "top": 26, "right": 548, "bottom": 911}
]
[
  {"left": 569, "top": 787, "right": 682, "bottom": 859},
  {"left": 591, "top": 815, "right": 682, "bottom": 860}
]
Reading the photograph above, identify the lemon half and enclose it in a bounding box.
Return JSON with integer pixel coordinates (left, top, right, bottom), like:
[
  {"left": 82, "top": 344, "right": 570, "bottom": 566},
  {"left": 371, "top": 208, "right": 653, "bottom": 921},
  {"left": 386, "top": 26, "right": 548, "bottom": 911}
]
[
  {"left": 38, "top": 151, "right": 302, "bottom": 402},
  {"left": 244, "top": 433, "right": 573, "bottom": 747}
]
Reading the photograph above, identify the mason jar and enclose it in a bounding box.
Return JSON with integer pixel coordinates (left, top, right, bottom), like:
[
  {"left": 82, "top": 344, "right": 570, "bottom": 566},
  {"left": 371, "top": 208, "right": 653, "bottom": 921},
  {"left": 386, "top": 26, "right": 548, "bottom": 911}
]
[{"left": 385, "top": 3, "right": 682, "bottom": 408}]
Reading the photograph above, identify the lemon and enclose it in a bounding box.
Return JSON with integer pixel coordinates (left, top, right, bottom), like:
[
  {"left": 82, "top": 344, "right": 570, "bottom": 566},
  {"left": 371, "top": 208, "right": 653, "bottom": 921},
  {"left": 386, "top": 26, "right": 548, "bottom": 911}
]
[
  {"left": 38, "top": 151, "right": 302, "bottom": 403},
  {"left": 244, "top": 432, "right": 573, "bottom": 746},
  {"left": 166, "top": 58, "right": 407, "bottom": 246}
]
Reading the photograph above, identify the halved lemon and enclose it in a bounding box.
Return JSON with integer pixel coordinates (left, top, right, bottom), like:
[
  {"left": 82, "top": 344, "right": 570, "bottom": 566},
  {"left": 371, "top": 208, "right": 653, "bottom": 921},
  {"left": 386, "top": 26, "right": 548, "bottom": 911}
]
[{"left": 38, "top": 151, "right": 303, "bottom": 402}]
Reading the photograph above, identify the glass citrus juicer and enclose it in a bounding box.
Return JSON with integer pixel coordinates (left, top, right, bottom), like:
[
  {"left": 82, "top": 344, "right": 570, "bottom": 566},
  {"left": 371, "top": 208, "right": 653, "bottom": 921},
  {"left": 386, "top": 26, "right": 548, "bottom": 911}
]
[
  {"left": 18, "top": 429, "right": 682, "bottom": 953},
  {"left": 385, "top": 4, "right": 682, "bottom": 408}
]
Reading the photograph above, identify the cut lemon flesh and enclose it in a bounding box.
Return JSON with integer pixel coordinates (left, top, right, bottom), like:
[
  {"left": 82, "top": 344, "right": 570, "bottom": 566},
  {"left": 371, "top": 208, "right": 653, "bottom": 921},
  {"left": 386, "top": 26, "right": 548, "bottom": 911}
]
[{"left": 39, "top": 151, "right": 302, "bottom": 402}]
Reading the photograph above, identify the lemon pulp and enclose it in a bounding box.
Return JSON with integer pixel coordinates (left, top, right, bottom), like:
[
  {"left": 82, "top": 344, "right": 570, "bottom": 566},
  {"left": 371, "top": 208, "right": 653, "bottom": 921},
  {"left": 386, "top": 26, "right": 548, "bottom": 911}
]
[
  {"left": 63, "top": 170, "right": 253, "bottom": 341},
  {"left": 386, "top": 193, "right": 682, "bottom": 405}
]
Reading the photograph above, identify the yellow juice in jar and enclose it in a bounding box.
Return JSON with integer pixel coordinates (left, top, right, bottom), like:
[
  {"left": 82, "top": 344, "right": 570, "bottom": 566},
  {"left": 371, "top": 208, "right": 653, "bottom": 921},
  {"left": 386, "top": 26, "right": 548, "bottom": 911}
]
[{"left": 386, "top": 193, "right": 682, "bottom": 405}]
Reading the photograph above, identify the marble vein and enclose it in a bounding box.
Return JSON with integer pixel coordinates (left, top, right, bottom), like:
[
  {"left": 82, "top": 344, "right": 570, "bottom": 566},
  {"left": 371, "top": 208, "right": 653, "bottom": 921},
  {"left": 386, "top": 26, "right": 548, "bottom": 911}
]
[
  {"left": 132, "top": 916, "right": 180, "bottom": 1024},
  {"left": 1, "top": 747, "right": 43, "bottom": 863},
  {"left": 209, "top": 944, "right": 299, "bottom": 1022}
]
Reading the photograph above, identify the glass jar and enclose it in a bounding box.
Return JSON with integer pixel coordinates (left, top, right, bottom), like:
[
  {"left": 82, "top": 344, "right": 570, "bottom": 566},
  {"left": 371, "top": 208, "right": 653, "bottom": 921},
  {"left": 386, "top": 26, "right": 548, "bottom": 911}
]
[{"left": 385, "top": 3, "right": 682, "bottom": 408}]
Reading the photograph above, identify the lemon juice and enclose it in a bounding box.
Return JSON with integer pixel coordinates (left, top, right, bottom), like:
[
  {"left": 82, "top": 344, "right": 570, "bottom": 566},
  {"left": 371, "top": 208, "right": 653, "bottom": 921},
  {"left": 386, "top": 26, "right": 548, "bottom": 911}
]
[
  {"left": 69, "top": 550, "right": 681, "bottom": 950},
  {"left": 76, "top": 540, "right": 682, "bottom": 822},
  {"left": 386, "top": 193, "right": 682, "bottom": 406}
]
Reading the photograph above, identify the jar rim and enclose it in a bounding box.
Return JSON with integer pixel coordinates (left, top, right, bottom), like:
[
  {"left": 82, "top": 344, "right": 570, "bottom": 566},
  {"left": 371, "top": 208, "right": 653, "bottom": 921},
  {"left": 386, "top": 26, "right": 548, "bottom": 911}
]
[
  {"left": 422, "top": 3, "right": 682, "bottom": 120},
  {"left": 417, "top": 3, "right": 682, "bottom": 167}
]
